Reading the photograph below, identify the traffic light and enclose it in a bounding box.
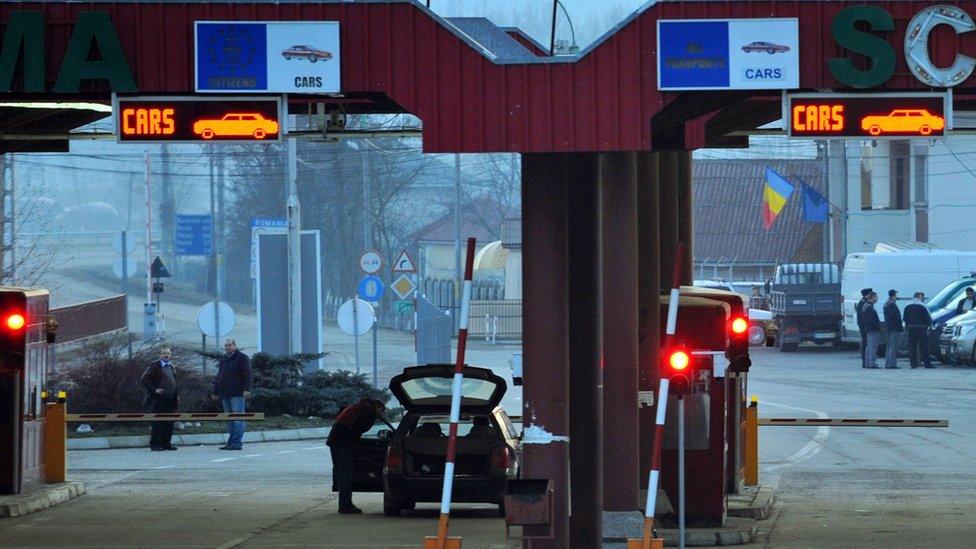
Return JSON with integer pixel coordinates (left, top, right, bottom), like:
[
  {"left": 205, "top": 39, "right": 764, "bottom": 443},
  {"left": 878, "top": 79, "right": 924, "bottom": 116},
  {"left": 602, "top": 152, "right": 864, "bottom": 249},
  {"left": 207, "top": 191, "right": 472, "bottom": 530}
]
[
  {"left": 0, "top": 289, "right": 27, "bottom": 494},
  {"left": 727, "top": 314, "right": 752, "bottom": 373},
  {"left": 0, "top": 290, "right": 27, "bottom": 368},
  {"left": 662, "top": 346, "right": 693, "bottom": 394}
]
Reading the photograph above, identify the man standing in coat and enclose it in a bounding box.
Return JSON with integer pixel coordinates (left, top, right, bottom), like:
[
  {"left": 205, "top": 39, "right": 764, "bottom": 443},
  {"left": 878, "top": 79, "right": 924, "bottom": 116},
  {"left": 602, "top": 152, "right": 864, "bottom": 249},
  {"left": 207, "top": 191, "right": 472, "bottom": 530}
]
[
  {"left": 326, "top": 398, "right": 386, "bottom": 514},
  {"left": 956, "top": 287, "right": 976, "bottom": 315},
  {"left": 141, "top": 347, "right": 179, "bottom": 451},
  {"left": 211, "top": 339, "right": 252, "bottom": 450},
  {"left": 904, "top": 292, "right": 934, "bottom": 369},
  {"left": 883, "top": 289, "right": 903, "bottom": 369},
  {"left": 862, "top": 292, "right": 882, "bottom": 369},
  {"left": 855, "top": 288, "right": 872, "bottom": 367}
]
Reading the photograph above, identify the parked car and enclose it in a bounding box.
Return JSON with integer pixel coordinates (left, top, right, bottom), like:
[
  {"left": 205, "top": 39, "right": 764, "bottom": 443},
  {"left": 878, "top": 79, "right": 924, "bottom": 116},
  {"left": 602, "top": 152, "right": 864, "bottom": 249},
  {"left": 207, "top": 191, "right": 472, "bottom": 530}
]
[
  {"left": 741, "top": 41, "right": 790, "bottom": 54},
  {"left": 769, "top": 263, "right": 843, "bottom": 352},
  {"left": 281, "top": 45, "right": 333, "bottom": 62},
  {"left": 191, "top": 112, "right": 279, "bottom": 139},
  {"left": 923, "top": 274, "right": 976, "bottom": 360},
  {"left": 345, "top": 364, "right": 521, "bottom": 517},
  {"left": 938, "top": 310, "right": 976, "bottom": 364}
]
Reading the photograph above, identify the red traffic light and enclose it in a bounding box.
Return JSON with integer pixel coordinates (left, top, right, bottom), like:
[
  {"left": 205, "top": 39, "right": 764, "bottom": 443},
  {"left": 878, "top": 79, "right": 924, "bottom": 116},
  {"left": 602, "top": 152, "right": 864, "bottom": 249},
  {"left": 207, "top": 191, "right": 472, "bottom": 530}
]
[
  {"left": 731, "top": 316, "right": 748, "bottom": 335},
  {"left": 668, "top": 350, "right": 690, "bottom": 371},
  {"left": 5, "top": 313, "right": 25, "bottom": 331}
]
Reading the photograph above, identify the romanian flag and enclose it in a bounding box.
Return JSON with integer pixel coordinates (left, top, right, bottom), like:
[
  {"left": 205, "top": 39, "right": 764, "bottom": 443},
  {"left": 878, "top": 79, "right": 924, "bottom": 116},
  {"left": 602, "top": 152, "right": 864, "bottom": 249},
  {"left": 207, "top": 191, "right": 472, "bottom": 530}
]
[{"left": 762, "top": 167, "right": 795, "bottom": 230}]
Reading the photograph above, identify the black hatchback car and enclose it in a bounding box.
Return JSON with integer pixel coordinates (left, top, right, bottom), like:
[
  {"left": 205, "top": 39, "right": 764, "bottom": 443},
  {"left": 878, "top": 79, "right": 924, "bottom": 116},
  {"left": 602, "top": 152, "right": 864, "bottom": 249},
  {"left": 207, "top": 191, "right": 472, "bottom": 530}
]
[{"left": 341, "top": 364, "right": 521, "bottom": 516}]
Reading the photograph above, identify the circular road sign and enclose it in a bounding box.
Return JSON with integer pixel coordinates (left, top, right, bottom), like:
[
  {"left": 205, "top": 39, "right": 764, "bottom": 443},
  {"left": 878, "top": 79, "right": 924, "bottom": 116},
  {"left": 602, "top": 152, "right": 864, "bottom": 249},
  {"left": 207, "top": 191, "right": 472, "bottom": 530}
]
[
  {"left": 112, "top": 257, "right": 138, "bottom": 279},
  {"left": 337, "top": 298, "right": 376, "bottom": 336},
  {"left": 359, "top": 249, "right": 383, "bottom": 274},
  {"left": 112, "top": 231, "right": 138, "bottom": 255},
  {"left": 358, "top": 275, "right": 385, "bottom": 302},
  {"left": 196, "top": 301, "right": 236, "bottom": 338}
]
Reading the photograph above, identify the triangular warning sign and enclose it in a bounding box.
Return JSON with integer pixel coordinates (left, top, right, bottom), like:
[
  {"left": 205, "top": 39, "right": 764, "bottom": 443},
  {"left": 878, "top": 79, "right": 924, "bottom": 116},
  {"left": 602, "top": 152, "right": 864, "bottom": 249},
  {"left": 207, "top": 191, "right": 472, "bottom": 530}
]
[
  {"left": 391, "top": 250, "right": 417, "bottom": 273},
  {"left": 151, "top": 256, "right": 171, "bottom": 278}
]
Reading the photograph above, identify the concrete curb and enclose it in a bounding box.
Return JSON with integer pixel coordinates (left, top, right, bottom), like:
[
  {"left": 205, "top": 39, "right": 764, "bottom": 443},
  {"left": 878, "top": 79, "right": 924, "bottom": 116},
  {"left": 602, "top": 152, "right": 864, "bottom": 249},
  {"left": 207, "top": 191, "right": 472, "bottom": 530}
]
[
  {"left": 727, "top": 485, "right": 776, "bottom": 520},
  {"left": 0, "top": 481, "right": 85, "bottom": 518},
  {"left": 67, "top": 427, "right": 332, "bottom": 450},
  {"left": 603, "top": 513, "right": 758, "bottom": 546}
]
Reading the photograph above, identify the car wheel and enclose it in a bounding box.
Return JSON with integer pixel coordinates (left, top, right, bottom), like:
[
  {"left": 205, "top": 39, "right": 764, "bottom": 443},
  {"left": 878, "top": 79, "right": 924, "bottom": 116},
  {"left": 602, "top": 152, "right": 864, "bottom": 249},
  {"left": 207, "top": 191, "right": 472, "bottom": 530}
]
[
  {"left": 383, "top": 490, "right": 401, "bottom": 517},
  {"left": 920, "top": 124, "right": 931, "bottom": 135},
  {"left": 767, "top": 48, "right": 776, "bottom": 54},
  {"left": 201, "top": 129, "right": 214, "bottom": 139},
  {"left": 253, "top": 128, "right": 266, "bottom": 139},
  {"left": 869, "top": 125, "right": 881, "bottom": 136},
  {"left": 748, "top": 325, "right": 766, "bottom": 346},
  {"left": 309, "top": 55, "right": 318, "bottom": 63},
  {"left": 284, "top": 54, "right": 292, "bottom": 60}
]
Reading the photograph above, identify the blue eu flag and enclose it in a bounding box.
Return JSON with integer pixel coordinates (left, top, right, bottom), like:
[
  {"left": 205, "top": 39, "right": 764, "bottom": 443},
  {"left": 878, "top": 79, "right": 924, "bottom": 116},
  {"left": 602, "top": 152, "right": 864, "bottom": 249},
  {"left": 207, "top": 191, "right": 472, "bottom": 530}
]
[{"left": 801, "top": 182, "right": 829, "bottom": 223}]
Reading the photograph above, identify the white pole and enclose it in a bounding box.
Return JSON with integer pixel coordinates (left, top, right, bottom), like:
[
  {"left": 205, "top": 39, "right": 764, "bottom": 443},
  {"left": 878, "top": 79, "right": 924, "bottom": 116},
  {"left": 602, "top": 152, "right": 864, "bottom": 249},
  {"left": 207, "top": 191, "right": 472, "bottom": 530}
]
[
  {"left": 145, "top": 153, "right": 153, "bottom": 304},
  {"left": 287, "top": 138, "right": 302, "bottom": 355}
]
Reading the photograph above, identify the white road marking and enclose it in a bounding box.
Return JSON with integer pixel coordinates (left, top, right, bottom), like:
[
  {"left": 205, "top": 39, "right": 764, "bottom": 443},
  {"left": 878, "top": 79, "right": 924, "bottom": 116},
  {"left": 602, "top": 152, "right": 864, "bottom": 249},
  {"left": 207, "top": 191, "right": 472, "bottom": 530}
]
[
  {"left": 243, "top": 453, "right": 266, "bottom": 458},
  {"left": 151, "top": 465, "right": 174, "bottom": 469},
  {"left": 211, "top": 457, "right": 237, "bottom": 463},
  {"left": 303, "top": 445, "right": 326, "bottom": 450},
  {"left": 273, "top": 450, "right": 293, "bottom": 454},
  {"left": 762, "top": 400, "right": 831, "bottom": 472}
]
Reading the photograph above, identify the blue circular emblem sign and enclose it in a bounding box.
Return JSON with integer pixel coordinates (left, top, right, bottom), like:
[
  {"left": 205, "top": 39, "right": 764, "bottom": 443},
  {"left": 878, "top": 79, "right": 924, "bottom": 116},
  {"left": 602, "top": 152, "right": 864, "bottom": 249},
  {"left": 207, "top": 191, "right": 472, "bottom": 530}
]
[{"left": 358, "top": 275, "right": 385, "bottom": 302}]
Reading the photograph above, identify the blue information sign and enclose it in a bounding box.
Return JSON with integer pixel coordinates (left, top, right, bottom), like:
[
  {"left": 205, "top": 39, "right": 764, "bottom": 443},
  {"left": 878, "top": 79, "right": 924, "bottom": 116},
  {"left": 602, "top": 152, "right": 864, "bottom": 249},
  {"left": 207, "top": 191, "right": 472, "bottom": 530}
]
[
  {"left": 358, "top": 275, "right": 385, "bottom": 302},
  {"left": 175, "top": 214, "right": 213, "bottom": 256}
]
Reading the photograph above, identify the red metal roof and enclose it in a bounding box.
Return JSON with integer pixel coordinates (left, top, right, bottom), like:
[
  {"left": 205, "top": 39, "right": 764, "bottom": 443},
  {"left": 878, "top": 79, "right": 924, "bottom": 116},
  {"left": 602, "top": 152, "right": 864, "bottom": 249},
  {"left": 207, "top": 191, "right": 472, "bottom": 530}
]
[{"left": 3, "top": 1, "right": 972, "bottom": 153}]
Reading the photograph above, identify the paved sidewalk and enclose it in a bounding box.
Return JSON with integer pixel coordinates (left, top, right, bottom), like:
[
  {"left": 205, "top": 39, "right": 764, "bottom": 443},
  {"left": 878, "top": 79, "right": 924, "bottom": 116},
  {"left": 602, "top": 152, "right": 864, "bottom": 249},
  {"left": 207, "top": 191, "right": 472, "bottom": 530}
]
[{"left": 0, "top": 482, "right": 85, "bottom": 518}]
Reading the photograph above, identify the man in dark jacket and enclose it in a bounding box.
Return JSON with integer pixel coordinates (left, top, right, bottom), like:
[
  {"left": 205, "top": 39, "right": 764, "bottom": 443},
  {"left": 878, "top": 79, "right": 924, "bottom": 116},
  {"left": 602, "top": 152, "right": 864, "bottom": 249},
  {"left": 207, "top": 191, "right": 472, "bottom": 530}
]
[
  {"left": 211, "top": 339, "right": 252, "bottom": 450},
  {"left": 326, "top": 398, "right": 386, "bottom": 514},
  {"left": 956, "top": 287, "right": 976, "bottom": 314},
  {"left": 141, "top": 347, "right": 179, "bottom": 451},
  {"left": 862, "top": 292, "right": 882, "bottom": 369},
  {"left": 855, "top": 288, "right": 872, "bottom": 366},
  {"left": 883, "top": 289, "right": 903, "bottom": 369},
  {"left": 904, "top": 292, "right": 934, "bottom": 369}
]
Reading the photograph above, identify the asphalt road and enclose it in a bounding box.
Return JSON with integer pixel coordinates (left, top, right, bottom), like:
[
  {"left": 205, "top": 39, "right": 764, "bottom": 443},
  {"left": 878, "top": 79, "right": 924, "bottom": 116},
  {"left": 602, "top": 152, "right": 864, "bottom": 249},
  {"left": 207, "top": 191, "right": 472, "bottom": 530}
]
[{"left": 1, "top": 345, "right": 973, "bottom": 547}]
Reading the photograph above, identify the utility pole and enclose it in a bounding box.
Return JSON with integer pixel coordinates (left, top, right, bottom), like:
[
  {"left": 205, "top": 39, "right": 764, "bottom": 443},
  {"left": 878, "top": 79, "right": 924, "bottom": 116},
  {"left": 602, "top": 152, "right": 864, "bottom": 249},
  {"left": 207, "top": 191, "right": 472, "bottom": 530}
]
[
  {"left": 143, "top": 153, "right": 157, "bottom": 342},
  {"left": 287, "top": 138, "right": 303, "bottom": 355}
]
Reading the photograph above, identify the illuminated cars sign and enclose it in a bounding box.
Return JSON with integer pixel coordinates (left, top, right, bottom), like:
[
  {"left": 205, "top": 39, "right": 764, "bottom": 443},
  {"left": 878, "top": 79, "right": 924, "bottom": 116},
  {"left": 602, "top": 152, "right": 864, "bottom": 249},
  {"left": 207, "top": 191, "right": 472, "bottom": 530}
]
[
  {"left": 114, "top": 95, "right": 283, "bottom": 143},
  {"left": 786, "top": 93, "right": 947, "bottom": 139}
]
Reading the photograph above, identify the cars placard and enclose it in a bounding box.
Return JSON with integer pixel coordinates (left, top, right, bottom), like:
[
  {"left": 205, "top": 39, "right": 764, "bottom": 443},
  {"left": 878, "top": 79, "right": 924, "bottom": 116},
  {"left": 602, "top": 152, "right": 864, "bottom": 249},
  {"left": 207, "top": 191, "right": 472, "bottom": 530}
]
[
  {"left": 787, "top": 92, "right": 948, "bottom": 139},
  {"left": 114, "top": 95, "right": 283, "bottom": 143}
]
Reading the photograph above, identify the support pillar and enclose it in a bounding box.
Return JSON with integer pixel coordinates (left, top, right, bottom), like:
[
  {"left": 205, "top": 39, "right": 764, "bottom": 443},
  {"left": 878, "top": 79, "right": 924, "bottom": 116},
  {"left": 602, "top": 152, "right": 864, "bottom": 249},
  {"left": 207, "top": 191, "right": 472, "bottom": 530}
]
[
  {"left": 637, "top": 152, "right": 661, "bottom": 487},
  {"left": 658, "top": 153, "right": 680, "bottom": 280},
  {"left": 566, "top": 153, "right": 603, "bottom": 547},
  {"left": 521, "top": 154, "right": 570, "bottom": 548},
  {"left": 600, "top": 152, "right": 639, "bottom": 511},
  {"left": 676, "top": 151, "right": 694, "bottom": 285}
]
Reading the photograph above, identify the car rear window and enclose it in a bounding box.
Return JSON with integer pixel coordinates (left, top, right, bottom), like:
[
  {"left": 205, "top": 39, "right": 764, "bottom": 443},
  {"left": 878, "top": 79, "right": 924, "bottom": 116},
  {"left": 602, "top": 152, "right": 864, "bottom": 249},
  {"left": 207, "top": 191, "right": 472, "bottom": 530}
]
[
  {"left": 410, "top": 415, "right": 492, "bottom": 437},
  {"left": 398, "top": 376, "right": 499, "bottom": 407}
]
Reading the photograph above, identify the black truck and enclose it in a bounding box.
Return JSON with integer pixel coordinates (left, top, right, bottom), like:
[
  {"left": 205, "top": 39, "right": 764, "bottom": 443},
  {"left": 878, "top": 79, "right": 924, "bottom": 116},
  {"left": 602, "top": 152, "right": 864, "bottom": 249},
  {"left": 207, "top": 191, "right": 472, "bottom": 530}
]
[{"left": 769, "top": 263, "right": 843, "bottom": 352}]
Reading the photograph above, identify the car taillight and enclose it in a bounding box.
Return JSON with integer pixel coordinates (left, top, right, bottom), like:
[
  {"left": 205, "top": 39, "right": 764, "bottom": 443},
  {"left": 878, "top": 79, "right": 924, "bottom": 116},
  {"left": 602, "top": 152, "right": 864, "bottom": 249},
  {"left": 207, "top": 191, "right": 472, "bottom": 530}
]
[
  {"left": 385, "top": 446, "right": 403, "bottom": 472},
  {"left": 490, "top": 447, "right": 510, "bottom": 469}
]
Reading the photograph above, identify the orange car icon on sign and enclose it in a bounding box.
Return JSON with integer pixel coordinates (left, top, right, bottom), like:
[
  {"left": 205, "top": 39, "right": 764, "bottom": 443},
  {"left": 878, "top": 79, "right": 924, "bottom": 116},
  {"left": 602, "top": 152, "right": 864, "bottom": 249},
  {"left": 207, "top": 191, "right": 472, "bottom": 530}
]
[
  {"left": 192, "top": 113, "right": 280, "bottom": 139},
  {"left": 860, "top": 109, "right": 945, "bottom": 136}
]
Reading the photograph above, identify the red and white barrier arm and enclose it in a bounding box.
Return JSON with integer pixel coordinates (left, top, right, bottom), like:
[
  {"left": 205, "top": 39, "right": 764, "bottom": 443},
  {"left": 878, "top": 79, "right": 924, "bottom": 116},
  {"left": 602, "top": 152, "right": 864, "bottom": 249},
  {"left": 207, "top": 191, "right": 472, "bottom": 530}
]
[{"left": 434, "top": 237, "right": 476, "bottom": 549}]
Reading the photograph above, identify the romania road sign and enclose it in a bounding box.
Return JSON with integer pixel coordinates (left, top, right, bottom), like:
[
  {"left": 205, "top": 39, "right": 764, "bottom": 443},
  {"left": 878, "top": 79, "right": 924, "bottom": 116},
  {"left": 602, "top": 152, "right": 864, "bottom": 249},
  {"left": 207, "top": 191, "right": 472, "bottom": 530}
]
[
  {"left": 391, "top": 274, "right": 417, "bottom": 299},
  {"left": 394, "top": 300, "right": 414, "bottom": 313}
]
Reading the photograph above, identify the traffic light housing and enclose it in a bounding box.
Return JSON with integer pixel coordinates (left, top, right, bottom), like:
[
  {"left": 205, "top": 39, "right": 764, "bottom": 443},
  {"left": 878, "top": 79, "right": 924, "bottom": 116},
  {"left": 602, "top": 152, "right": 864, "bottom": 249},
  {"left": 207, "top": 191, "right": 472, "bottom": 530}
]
[
  {"left": 662, "top": 346, "right": 693, "bottom": 394},
  {"left": 0, "top": 289, "right": 27, "bottom": 495},
  {"left": 727, "top": 314, "right": 752, "bottom": 373},
  {"left": 0, "top": 290, "right": 27, "bottom": 370}
]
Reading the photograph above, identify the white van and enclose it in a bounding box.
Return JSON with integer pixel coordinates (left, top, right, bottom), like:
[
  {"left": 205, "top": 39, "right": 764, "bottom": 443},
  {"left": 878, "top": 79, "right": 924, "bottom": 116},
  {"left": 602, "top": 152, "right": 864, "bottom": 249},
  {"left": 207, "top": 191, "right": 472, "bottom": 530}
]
[{"left": 841, "top": 250, "right": 976, "bottom": 342}]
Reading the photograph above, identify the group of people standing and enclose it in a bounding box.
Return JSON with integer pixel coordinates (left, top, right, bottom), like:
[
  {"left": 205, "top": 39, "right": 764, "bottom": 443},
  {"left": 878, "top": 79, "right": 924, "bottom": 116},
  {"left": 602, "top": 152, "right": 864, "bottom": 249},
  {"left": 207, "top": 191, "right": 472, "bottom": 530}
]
[
  {"left": 140, "top": 339, "right": 253, "bottom": 451},
  {"left": 855, "top": 288, "right": 934, "bottom": 369}
]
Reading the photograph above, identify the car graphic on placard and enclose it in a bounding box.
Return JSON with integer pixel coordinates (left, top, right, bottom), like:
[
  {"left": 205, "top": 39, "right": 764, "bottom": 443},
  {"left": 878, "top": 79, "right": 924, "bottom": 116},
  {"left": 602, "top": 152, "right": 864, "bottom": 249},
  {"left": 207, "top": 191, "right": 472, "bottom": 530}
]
[
  {"left": 741, "top": 41, "right": 791, "bottom": 54},
  {"left": 860, "top": 109, "right": 945, "bottom": 136},
  {"left": 192, "top": 113, "right": 280, "bottom": 140},
  {"left": 281, "top": 45, "right": 333, "bottom": 62}
]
